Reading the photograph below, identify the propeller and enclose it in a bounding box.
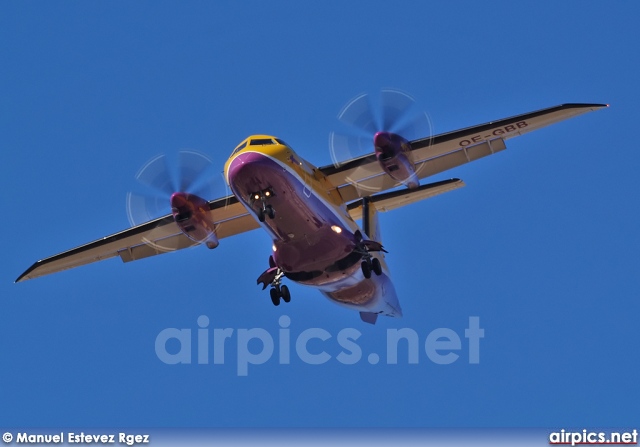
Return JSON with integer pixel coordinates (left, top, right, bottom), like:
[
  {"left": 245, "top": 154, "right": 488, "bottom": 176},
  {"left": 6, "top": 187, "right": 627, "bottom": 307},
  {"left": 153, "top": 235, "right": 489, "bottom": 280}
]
[
  {"left": 125, "top": 150, "right": 229, "bottom": 252},
  {"left": 329, "top": 89, "right": 433, "bottom": 193}
]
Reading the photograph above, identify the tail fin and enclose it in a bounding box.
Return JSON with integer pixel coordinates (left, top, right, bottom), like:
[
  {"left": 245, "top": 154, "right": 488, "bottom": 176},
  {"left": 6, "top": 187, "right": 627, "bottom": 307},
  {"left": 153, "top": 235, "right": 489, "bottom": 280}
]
[
  {"left": 362, "top": 197, "right": 381, "bottom": 241},
  {"left": 360, "top": 311, "right": 378, "bottom": 325}
]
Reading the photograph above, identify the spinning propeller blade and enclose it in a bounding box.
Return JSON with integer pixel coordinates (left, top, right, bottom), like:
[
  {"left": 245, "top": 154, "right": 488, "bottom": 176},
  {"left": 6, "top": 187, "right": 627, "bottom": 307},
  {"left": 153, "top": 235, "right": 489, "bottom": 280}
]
[
  {"left": 329, "top": 89, "right": 433, "bottom": 192},
  {"left": 125, "top": 150, "right": 229, "bottom": 252}
]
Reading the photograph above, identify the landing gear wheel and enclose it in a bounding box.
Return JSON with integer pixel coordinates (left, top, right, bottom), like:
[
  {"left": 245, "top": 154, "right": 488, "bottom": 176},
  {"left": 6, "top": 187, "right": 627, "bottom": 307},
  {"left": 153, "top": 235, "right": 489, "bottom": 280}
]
[
  {"left": 258, "top": 209, "right": 266, "bottom": 223},
  {"left": 361, "top": 260, "right": 372, "bottom": 279},
  {"left": 266, "top": 205, "right": 276, "bottom": 219},
  {"left": 371, "top": 257, "right": 382, "bottom": 276},
  {"left": 281, "top": 285, "right": 291, "bottom": 303},
  {"left": 270, "top": 288, "right": 281, "bottom": 306}
]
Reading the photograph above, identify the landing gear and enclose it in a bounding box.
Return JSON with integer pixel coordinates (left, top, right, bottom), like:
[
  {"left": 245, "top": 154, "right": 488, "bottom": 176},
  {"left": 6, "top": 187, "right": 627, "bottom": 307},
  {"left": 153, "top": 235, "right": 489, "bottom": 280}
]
[
  {"left": 371, "top": 257, "right": 382, "bottom": 276},
  {"left": 361, "top": 257, "right": 382, "bottom": 279},
  {"left": 252, "top": 189, "right": 276, "bottom": 223},
  {"left": 266, "top": 204, "right": 276, "bottom": 219},
  {"left": 269, "top": 284, "right": 290, "bottom": 306},
  {"left": 257, "top": 259, "right": 291, "bottom": 307},
  {"left": 361, "top": 260, "right": 372, "bottom": 279},
  {"left": 257, "top": 204, "right": 275, "bottom": 223},
  {"left": 270, "top": 287, "right": 281, "bottom": 306},
  {"left": 355, "top": 230, "right": 386, "bottom": 279},
  {"left": 281, "top": 285, "right": 291, "bottom": 303}
]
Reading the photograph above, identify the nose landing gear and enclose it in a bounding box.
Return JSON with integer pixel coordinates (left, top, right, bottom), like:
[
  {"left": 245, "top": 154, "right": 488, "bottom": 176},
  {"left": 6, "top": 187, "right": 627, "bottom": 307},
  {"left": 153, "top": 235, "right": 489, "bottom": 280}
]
[
  {"left": 258, "top": 204, "right": 276, "bottom": 222},
  {"left": 251, "top": 189, "right": 276, "bottom": 222}
]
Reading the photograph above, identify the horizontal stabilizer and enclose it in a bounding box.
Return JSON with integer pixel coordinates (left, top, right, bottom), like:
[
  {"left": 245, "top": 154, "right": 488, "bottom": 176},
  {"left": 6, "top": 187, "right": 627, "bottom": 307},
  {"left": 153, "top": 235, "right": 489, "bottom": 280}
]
[{"left": 348, "top": 178, "right": 464, "bottom": 220}]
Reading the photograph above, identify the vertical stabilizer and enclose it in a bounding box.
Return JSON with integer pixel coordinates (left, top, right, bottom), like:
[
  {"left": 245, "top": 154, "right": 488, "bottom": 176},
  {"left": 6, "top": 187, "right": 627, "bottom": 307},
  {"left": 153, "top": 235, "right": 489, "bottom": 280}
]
[
  {"left": 360, "top": 311, "right": 378, "bottom": 324},
  {"left": 362, "top": 197, "right": 382, "bottom": 242}
]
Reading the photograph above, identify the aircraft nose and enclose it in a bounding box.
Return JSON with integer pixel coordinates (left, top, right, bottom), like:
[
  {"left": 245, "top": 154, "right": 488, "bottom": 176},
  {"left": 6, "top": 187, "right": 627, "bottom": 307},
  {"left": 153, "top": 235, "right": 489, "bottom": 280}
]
[{"left": 227, "top": 151, "right": 277, "bottom": 186}]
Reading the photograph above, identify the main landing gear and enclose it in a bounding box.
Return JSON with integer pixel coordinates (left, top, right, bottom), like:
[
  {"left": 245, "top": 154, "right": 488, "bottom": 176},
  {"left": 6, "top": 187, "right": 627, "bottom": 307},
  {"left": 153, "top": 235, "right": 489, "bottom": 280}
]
[
  {"left": 269, "top": 284, "right": 290, "bottom": 306},
  {"left": 361, "top": 257, "right": 382, "bottom": 279},
  {"left": 354, "top": 230, "right": 385, "bottom": 279},
  {"left": 257, "top": 256, "right": 292, "bottom": 307}
]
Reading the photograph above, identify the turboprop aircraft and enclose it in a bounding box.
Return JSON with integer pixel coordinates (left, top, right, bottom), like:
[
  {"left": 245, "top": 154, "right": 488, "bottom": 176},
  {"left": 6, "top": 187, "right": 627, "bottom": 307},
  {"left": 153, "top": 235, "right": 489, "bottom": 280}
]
[{"left": 15, "top": 97, "right": 607, "bottom": 324}]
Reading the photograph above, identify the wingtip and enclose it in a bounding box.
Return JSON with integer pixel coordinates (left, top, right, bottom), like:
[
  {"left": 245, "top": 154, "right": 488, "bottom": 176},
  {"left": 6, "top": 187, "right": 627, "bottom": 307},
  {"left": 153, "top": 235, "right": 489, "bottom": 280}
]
[
  {"left": 15, "top": 272, "right": 28, "bottom": 283},
  {"left": 15, "top": 260, "right": 40, "bottom": 283},
  {"left": 562, "top": 103, "right": 609, "bottom": 109}
]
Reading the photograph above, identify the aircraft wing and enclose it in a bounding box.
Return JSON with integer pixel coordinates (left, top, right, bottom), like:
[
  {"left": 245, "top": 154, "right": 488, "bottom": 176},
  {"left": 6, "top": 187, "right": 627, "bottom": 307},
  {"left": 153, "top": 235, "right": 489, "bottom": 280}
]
[
  {"left": 321, "top": 103, "right": 607, "bottom": 202},
  {"left": 15, "top": 195, "right": 259, "bottom": 282}
]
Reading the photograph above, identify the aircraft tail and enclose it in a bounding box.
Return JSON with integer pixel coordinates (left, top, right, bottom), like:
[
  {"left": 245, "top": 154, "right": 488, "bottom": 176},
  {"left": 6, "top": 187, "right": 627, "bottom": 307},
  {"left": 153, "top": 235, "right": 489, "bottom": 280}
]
[{"left": 360, "top": 311, "right": 378, "bottom": 324}]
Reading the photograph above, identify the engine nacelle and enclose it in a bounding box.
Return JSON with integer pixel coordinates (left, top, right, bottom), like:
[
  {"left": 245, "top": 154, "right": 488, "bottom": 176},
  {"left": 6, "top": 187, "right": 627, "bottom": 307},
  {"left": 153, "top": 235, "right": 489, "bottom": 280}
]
[
  {"left": 373, "top": 131, "right": 419, "bottom": 189},
  {"left": 170, "top": 192, "right": 219, "bottom": 249}
]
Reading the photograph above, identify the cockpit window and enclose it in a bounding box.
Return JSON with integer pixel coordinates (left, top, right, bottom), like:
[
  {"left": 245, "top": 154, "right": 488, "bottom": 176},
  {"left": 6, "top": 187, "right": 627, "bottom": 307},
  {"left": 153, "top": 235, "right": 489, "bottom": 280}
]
[
  {"left": 249, "top": 138, "right": 276, "bottom": 146},
  {"left": 232, "top": 141, "right": 247, "bottom": 155},
  {"left": 275, "top": 138, "right": 290, "bottom": 148}
]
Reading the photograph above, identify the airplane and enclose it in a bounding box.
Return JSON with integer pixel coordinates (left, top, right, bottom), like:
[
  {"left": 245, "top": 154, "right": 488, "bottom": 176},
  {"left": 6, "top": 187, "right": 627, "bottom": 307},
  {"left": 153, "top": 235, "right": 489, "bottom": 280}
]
[{"left": 15, "top": 101, "right": 607, "bottom": 324}]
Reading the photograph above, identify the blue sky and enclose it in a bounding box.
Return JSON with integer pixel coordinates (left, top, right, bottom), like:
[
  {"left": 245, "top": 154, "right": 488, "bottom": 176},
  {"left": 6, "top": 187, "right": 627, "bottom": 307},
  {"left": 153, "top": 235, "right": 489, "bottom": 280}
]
[{"left": 1, "top": 1, "right": 638, "bottom": 429}]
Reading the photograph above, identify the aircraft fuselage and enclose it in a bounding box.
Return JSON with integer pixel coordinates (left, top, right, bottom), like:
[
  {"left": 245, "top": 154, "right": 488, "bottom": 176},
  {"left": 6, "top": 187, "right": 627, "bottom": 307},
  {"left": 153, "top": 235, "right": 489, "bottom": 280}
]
[{"left": 224, "top": 136, "right": 402, "bottom": 318}]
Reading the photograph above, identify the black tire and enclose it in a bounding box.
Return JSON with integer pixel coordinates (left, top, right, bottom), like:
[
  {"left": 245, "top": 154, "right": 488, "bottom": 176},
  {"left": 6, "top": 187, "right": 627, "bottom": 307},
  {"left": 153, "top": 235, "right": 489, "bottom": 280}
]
[
  {"left": 266, "top": 205, "right": 276, "bottom": 219},
  {"left": 281, "top": 285, "right": 291, "bottom": 303},
  {"left": 361, "top": 260, "right": 372, "bottom": 279},
  {"left": 270, "top": 288, "right": 281, "bottom": 306},
  {"left": 371, "top": 257, "right": 382, "bottom": 276},
  {"left": 258, "top": 209, "right": 266, "bottom": 222}
]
